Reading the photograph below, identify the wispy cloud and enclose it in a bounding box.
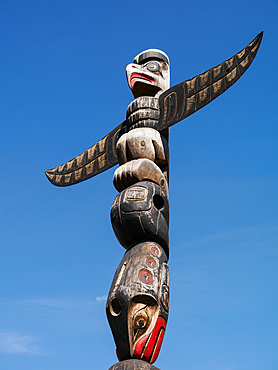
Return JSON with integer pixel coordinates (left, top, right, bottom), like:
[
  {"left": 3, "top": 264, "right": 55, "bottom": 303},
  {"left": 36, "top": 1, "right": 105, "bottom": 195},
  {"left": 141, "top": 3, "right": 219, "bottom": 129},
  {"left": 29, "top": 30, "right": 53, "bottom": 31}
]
[
  {"left": 96, "top": 295, "right": 106, "bottom": 302},
  {"left": 0, "top": 331, "right": 45, "bottom": 355},
  {"left": 87, "top": 294, "right": 107, "bottom": 306}
]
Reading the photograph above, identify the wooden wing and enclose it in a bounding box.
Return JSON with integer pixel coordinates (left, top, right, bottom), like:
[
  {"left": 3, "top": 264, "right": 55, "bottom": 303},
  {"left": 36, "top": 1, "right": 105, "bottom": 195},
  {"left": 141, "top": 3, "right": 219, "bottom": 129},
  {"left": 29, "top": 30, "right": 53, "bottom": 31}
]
[
  {"left": 45, "top": 32, "right": 263, "bottom": 187},
  {"left": 45, "top": 121, "right": 127, "bottom": 186},
  {"left": 157, "top": 32, "right": 263, "bottom": 131}
]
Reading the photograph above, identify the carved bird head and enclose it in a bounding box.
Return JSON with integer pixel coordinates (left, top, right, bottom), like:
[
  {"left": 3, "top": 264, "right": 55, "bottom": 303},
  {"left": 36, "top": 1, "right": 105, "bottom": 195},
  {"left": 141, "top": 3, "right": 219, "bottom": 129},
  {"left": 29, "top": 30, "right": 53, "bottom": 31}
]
[{"left": 126, "top": 49, "right": 170, "bottom": 98}]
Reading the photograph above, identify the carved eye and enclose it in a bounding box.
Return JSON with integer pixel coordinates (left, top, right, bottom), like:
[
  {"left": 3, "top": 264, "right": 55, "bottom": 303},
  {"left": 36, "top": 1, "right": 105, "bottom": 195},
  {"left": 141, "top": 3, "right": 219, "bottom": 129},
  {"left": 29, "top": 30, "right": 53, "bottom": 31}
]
[
  {"left": 146, "top": 61, "right": 160, "bottom": 73},
  {"left": 134, "top": 311, "right": 149, "bottom": 330}
]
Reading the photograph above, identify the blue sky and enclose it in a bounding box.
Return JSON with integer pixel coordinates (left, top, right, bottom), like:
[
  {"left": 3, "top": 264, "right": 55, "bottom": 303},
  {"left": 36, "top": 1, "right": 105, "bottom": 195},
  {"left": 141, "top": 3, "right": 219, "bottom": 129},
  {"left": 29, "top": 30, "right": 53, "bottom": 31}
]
[{"left": 0, "top": 0, "right": 277, "bottom": 369}]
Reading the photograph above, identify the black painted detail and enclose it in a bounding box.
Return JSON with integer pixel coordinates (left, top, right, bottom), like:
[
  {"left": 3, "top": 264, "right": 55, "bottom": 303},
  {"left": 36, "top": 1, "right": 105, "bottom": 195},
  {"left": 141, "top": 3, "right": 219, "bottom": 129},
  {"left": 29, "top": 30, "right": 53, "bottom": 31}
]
[
  {"left": 45, "top": 32, "right": 263, "bottom": 186},
  {"left": 106, "top": 241, "right": 169, "bottom": 363},
  {"left": 111, "top": 181, "right": 169, "bottom": 256},
  {"left": 157, "top": 31, "right": 263, "bottom": 131},
  {"left": 134, "top": 50, "right": 169, "bottom": 66}
]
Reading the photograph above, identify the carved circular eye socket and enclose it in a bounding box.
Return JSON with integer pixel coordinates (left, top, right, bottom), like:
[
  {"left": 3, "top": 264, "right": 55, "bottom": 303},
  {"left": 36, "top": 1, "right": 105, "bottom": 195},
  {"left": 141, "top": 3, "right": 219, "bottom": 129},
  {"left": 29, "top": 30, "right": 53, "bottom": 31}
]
[
  {"left": 110, "top": 298, "right": 122, "bottom": 316},
  {"left": 146, "top": 61, "right": 160, "bottom": 73},
  {"left": 134, "top": 312, "right": 149, "bottom": 330}
]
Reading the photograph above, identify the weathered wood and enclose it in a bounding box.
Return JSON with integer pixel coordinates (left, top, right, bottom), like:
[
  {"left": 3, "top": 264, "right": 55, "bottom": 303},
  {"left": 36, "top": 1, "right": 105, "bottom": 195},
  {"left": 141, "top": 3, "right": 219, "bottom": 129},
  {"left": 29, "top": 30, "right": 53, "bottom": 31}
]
[
  {"left": 45, "top": 32, "right": 262, "bottom": 187},
  {"left": 113, "top": 159, "right": 168, "bottom": 195},
  {"left": 124, "top": 104, "right": 170, "bottom": 183},
  {"left": 44, "top": 35, "right": 263, "bottom": 370},
  {"left": 108, "top": 359, "right": 160, "bottom": 370},
  {"left": 111, "top": 181, "right": 169, "bottom": 257},
  {"left": 125, "top": 97, "right": 162, "bottom": 133},
  {"left": 116, "top": 128, "right": 167, "bottom": 167},
  {"left": 157, "top": 31, "right": 263, "bottom": 131},
  {"left": 126, "top": 97, "right": 159, "bottom": 118},
  {"left": 106, "top": 241, "right": 169, "bottom": 363},
  {"left": 126, "top": 49, "right": 170, "bottom": 99},
  {"left": 45, "top": 121, "right": 128, "bottom": 186}
]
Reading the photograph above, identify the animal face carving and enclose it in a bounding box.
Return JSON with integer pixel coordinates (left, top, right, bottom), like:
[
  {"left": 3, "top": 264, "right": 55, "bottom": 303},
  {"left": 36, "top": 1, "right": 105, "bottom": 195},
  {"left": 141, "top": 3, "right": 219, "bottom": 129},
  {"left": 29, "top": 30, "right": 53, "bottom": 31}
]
[
  {"left": 110, "top": 181, "right": 169, "bottom": 256},
  {"left": 126, "top": 49, "right": 170, "bottom": 98},
  {"left": 106, "top": 242, "right": 169, "bottom": 364},
  {"left": 128, "top": 296, "right": 167, "bottom": 364},
  {"left": 128, "top": 296, "right": 158, "bottom": 354}
]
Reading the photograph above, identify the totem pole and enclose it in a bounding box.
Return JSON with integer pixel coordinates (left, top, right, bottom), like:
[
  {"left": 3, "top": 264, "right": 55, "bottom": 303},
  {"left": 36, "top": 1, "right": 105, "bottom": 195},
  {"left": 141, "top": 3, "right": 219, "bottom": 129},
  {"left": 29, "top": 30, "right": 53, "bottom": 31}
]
[{"left": 45, "top": 32, "right": 263, "bottom": 370}]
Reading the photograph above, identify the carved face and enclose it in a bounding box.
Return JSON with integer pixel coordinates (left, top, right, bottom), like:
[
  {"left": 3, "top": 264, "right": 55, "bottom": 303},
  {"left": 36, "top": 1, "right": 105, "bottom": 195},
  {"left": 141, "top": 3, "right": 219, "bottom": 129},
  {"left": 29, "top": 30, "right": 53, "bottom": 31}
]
[
  {"left": 106, "top": 242, "right": 169, "bottom": 364},
  {"left": 128, "top": 295, "right": 167, "bottom": 364},
  {"left": 111, "top": 181, "right": 169, "bottom": 257},
  {"left": 126, "top": 49, "right": 170, "bottom": 98}
]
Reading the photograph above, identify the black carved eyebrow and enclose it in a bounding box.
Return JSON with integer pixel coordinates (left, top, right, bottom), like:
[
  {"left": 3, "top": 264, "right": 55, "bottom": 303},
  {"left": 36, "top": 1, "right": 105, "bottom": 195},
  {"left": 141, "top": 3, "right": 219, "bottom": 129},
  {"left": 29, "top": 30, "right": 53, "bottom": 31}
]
[{"left": 134, "top": 50, "right": 169, "bottom": 65}]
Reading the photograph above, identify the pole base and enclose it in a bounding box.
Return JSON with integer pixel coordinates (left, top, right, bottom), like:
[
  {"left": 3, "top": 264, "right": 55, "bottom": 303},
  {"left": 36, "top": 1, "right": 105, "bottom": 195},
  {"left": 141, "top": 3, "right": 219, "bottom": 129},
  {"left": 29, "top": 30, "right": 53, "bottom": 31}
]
[{"left": 108, "top": 359, "right": 160, "bottom": 370}]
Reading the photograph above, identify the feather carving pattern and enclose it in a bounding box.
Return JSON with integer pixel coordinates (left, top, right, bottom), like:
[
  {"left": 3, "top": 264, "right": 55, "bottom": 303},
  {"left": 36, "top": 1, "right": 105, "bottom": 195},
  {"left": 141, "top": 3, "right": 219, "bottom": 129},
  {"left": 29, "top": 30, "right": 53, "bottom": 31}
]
[
  {"left": 158, "top": 32, "right": 263, "bottom": 130},
  {"left": 45, "top": 32, "right": 263, "bottom": 187}
]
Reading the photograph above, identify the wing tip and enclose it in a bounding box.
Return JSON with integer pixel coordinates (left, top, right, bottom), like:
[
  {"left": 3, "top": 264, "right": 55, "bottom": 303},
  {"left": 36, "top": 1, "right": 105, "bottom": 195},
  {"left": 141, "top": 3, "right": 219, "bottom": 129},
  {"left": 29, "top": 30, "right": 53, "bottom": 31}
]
[
  {"left": 257, "top": 30, "right": 264, "bottom": 44},
  {"left": 45, "top": 170, "right": 55, "bottom": 184},
  {"left": 45, "top": 170, "right": 65, "bottom": 187},
  {"left": 254, "top": 31, "right": 264, "bottom": 48}
]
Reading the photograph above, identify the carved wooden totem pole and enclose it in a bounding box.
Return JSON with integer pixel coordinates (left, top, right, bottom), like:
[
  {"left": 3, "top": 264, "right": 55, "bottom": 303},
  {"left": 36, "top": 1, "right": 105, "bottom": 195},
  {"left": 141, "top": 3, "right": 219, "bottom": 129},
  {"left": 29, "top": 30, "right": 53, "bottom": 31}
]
[{"left": 45, "top": 33, "right": 263, "bottom": 370}]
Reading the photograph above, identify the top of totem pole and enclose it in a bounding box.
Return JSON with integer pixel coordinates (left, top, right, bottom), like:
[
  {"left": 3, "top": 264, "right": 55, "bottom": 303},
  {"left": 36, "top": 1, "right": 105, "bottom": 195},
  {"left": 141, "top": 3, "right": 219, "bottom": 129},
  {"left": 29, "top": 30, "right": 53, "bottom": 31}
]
[
  {"left": 133, "top": 49, "right": 170, "bottom": 65},
  {"left": 45, "top": 32, "right": 263, "bottom": 188},
  {"left": 126, "top": 48, "right": 170, "bottom": 99}
]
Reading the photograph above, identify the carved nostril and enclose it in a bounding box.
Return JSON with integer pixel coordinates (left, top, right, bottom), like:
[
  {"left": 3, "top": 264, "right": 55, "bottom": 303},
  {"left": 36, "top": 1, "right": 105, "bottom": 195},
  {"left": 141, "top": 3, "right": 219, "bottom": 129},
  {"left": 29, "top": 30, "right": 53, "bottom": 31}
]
[{"left": 141, "top": 141, "right": 146, "bottom": 147}]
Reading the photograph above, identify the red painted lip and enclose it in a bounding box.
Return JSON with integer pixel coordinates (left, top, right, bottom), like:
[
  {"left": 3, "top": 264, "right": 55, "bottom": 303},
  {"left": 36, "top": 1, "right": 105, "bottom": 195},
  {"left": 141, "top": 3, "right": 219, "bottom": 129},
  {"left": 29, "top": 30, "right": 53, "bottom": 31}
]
[
  {"left": 133, "top": 316, "right": 166, "bottom": 363},
  {"left": 130, "top": 73, "right": 155, "bottom": 89}
]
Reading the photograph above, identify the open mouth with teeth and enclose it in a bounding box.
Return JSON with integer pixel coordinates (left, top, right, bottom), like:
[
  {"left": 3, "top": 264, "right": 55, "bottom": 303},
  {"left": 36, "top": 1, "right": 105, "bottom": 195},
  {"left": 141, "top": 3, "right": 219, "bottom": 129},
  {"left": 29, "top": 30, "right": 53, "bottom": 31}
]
[{"left": 130, "top": 73, "right": 156, "bottom": 89}]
